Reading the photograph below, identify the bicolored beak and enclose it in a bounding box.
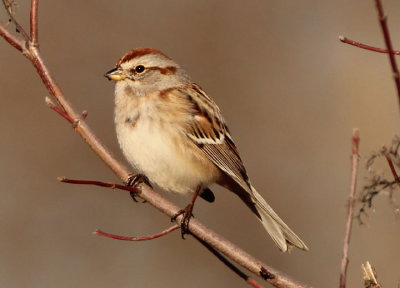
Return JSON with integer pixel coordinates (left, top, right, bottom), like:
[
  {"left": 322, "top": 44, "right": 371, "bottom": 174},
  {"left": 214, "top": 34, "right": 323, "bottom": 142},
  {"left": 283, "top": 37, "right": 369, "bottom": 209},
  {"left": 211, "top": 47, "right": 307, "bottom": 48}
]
[{"left": 104, "top": 67, "right": 125, "bottom": 81}]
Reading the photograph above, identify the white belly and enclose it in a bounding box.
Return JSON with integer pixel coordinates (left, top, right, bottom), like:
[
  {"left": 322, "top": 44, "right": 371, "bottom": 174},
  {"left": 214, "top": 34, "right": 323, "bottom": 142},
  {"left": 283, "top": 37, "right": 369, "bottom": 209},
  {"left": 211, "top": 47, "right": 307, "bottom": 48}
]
[{"left": 115, "top": 112, "right": 219, "bottom": 194}]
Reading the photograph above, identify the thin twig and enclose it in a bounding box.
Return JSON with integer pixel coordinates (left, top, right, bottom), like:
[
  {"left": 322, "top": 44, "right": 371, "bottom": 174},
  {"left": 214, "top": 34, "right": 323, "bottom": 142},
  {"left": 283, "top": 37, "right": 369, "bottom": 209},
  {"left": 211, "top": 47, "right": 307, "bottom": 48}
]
[
  {"left": 339, "top": 35, "right": 400, "bottom": 55},
  {"left": 339, "top": 129, "right": 360, "bottom": 288},
  {"left": 2, "top": 0, "right": 29, "bottom": 42},
  {"left": 30, "top": 0, "right": 38, "bottom": 46},
  {"left": 375, "top": 0, "right": 400, "bottom": 107},
  {"left": 45, "top": 97, "right": 75, "bottom": 123},
  {"left": 0, "top": 23, "right": 23, "bottom": 52},
  {"left": 58, "top": 177, "right": 139, "bottom": 194},
  {"left": 94, "top": 225, "right": 179, "bottom": 241},
  {"left": 381, "top": 146, "right": 400, "bottom": 182}
]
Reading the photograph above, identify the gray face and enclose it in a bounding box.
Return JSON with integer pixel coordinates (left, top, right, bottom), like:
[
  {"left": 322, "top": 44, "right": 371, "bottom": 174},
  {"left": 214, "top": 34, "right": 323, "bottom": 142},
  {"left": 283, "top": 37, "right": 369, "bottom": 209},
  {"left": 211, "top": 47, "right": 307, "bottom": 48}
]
[{"left": 117, "top": 53, "right": 192, "bottom": 96}]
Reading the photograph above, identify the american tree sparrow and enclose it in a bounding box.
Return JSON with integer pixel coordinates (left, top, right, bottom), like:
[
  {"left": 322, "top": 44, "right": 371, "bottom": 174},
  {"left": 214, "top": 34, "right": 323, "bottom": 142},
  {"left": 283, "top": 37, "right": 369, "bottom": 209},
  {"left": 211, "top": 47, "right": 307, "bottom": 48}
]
[{"left": 105, "top": 48, "right": 308, "bottom": 252}]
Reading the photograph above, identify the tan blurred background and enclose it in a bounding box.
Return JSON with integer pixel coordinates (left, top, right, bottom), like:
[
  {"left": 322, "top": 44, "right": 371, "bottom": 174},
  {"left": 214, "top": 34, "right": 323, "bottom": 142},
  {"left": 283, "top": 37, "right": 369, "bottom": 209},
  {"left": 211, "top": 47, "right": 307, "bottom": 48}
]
[{"left": 1, "top": 1, "right": 400, "bottom": 287}]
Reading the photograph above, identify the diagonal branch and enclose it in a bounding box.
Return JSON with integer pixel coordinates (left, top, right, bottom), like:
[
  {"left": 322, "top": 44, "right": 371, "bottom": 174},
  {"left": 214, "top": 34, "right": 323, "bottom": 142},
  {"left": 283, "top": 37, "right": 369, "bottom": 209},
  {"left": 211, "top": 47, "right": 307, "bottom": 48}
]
[
  {"left": 0, "top": 2, "right": 311, "bottom": 288},
  {"left": 193, "top": 233, "right": 265, "bottom": 288},
  {"left": 382, "top": 145, "right": 400, "bottom": 182}
]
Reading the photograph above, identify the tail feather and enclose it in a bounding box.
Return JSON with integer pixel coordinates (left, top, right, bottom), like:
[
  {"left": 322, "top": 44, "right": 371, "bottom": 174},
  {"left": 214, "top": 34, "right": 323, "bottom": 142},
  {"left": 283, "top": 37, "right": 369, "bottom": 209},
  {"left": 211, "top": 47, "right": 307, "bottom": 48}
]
[
  {"left": 219, "top": 176, "right": 308, "bottom": 252},
  {"left": 250, "top": 185, "right": 308, "bottom": 252}
]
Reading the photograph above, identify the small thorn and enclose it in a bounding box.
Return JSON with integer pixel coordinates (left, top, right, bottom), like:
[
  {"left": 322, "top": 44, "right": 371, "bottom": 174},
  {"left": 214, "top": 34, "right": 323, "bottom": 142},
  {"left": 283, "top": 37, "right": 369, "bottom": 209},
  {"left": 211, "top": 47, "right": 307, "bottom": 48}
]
[{"left": 57, "top": 176, "right": 67, "bottom": 182}]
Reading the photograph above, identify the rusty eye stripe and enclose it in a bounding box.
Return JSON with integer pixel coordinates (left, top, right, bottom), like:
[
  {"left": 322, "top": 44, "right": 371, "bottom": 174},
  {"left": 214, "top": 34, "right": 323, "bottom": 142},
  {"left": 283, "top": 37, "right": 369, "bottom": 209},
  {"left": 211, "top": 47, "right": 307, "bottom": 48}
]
[{"left": 128, "top": 66, "right": 177, "bottom": 76}]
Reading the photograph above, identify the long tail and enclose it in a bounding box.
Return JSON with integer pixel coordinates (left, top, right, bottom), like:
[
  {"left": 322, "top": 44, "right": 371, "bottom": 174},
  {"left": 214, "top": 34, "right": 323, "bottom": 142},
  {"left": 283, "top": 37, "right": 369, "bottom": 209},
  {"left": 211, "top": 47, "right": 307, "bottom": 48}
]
[{"left": 250, "top": 185, "right": 308, "bottom": 252}]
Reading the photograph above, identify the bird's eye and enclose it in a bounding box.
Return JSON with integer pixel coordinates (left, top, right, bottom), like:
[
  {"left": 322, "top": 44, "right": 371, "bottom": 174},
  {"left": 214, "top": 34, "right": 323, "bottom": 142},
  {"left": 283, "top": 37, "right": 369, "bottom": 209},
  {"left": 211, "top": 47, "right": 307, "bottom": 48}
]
[{"left": 135, "top": 65, "right": 145, "bottom": 73}]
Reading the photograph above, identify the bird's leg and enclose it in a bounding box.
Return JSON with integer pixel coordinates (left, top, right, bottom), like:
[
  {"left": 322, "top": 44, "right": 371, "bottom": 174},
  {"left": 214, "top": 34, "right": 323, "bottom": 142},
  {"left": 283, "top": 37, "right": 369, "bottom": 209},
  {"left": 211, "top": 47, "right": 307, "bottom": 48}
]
[
  {"left": 171, "top": 186, "right": 201, "bottom": 239},
  {"left": 126, "top": 174, "right": 151, "bottom": 202}
]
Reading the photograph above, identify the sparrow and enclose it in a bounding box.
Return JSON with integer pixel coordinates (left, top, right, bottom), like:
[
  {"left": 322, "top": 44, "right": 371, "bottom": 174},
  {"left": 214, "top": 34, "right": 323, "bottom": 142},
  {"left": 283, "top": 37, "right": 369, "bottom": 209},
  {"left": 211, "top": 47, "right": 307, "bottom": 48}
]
[{"left": 105, "top": 48, "right": 308, "bottom": 252}]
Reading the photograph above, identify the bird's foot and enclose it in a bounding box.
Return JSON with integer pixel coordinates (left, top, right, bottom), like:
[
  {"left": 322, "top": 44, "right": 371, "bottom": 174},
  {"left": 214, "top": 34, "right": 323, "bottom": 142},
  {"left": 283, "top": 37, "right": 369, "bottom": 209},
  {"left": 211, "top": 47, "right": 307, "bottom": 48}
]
[
  {"left": 171, "top": 204, "right": 194, "bottom": 239},
  {"left": 126, "top": 174, "right": 151, "bottom": 202}
]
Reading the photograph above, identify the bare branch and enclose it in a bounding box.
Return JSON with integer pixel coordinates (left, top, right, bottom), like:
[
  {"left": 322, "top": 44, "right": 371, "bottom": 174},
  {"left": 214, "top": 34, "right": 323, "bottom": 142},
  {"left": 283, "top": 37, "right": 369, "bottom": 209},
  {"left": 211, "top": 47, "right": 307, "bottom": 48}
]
[
  {"left": 30, "top": 0, "right": 38, "bottom": 46},
  {"left": 94, "top": 225, "right": 179, "bottom": 241},
  {"left": 2, "top": 0, "right": 30, "bottom": 42},
  {"left": 339, "top": 129, "right": 360, "bottom": 288},
  {"left": 45, "top": 97, "right": 75, "bottom": 123},
  {"left": 0, "top": 4, "right": 312, "bottom": 288},
  {"left": 339, "top": 35, "right": 400, "bottom": 55},
  {"left": 0, "top": 23, "right": 24, "bottom": 52},
  {"left": 382, "top": 146, "right": 400, "bottom": 182},
  {"left": 58, "top": 177, "right": 139, "bottom": 194},
  {"left": 375, "top": 0, "right": 400, "bottom": 107}
]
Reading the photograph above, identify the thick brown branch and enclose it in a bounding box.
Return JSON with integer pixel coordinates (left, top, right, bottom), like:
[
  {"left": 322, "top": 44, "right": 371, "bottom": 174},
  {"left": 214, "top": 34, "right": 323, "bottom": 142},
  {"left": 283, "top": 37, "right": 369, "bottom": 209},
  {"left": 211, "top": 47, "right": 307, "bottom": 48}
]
[
  {"left": 339, "top": 129, "right": 360, "bottom": 288},
  {"left": 375, "top": 0, "right": 400, "bottom": 107},
  {"left": 339, "top": 35, "right": 400, "bottom": 55}
]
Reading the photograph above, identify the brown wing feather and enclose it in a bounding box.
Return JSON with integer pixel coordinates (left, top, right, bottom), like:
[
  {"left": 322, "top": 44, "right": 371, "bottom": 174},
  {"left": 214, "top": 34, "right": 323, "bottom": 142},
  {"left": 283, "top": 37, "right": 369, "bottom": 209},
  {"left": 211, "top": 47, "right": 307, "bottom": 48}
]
[{"left": 178, "top": 84, "right": 251, "bottom": 192}]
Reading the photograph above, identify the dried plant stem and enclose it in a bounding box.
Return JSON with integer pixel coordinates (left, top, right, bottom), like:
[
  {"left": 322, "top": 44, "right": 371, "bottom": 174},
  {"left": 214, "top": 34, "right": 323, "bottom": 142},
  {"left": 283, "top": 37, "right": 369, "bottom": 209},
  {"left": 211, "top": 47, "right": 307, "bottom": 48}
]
[
  {"left": 0, "top": 2, "right": 310, "bottom": 288},
  {"left": 361, "top": 262, "right": 382, "bottom": 288},
  {"left": 339, "top": 129, "right": 360, "bottom": 288}
]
